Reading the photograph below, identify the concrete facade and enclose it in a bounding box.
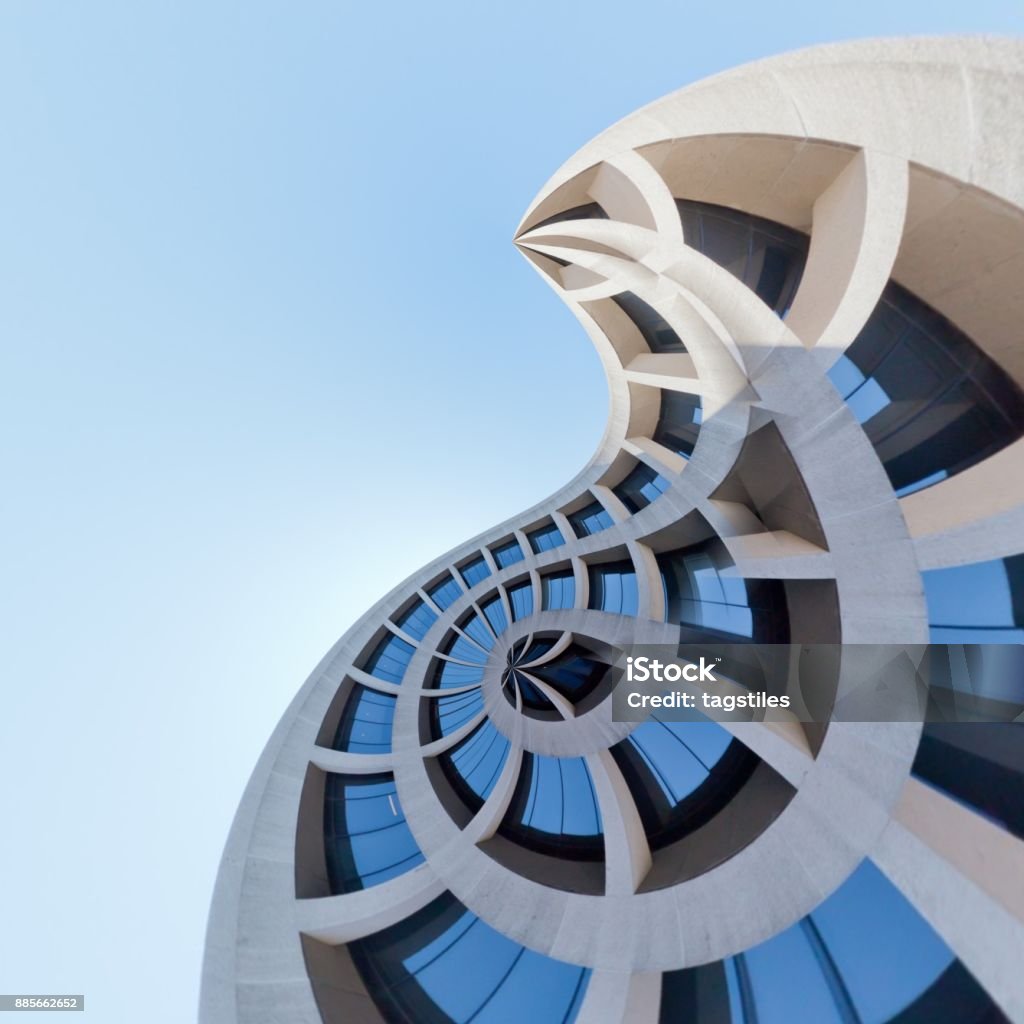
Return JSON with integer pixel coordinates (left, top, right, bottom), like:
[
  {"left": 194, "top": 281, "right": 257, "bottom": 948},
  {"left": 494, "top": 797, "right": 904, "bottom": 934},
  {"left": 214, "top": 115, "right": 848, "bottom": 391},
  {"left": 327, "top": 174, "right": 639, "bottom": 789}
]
[{"left": 201, "top": 37, "right": 1024, "bottom": 1024}]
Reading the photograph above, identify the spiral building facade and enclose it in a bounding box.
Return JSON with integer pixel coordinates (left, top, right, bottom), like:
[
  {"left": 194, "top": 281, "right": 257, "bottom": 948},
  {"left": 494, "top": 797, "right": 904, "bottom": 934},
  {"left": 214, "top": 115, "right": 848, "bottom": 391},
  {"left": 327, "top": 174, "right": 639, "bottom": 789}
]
[{"left": 201, "top": 36, "right": 1024, "bottom": 1024}]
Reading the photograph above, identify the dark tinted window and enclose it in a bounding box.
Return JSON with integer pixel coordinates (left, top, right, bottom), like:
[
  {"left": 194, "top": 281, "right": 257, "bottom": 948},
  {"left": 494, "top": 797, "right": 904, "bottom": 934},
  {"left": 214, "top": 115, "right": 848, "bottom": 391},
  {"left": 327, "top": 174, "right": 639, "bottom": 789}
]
[
  {"left": 568, "top": 501, "right": 613, "bottom": 538},
  {"left": 613, "top": 462, "right": 670, "bottom": 513},
  {"left": 333, "top": 685, "right": 396, "bottom": 753},
  {"left": 654, "top": 391, "right": 703, "bottom": 459},
  {"left": 492, "top": 540, "right": 525, "bottom": 569}
]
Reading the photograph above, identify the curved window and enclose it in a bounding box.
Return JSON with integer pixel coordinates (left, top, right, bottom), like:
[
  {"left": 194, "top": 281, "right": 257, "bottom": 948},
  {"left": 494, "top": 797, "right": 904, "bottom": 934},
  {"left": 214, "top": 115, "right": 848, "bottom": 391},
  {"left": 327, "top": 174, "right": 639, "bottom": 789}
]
[
  {"left": 588, "top": 561, "right": 639, "bottom": 616},
  {"left": 439, "top": 719, "right": 511, "bottom": 811},
  {"left": 612, "top": 717, "right": 757, "bottom": 850},
  {"left": 611, "top": 292, "right": 686, "bottom": 353},
  {"left": 480, "top": 595, "right": 508, "bottom": 637},
  {"left": 491, "top": 540, "right": 524, "bottom": 569},
  {"left": 568, "top": 501, "right": 613, "bottom": 538},
  {"left": 501, "top": 753, "right": 603, "bottom": 859},
  {"left": 923, "top": 554, "right": 1024, "bottom": 643},
  {"left": 333, "top": 685, "right": 396, "bottom": 753},
  {"left": 459, "top": 611, "right": 495, "bottom": 651},
  {"left": 613, "top": 462, "right": 670, "bottom": 513},
  {"left": 432, "top": 660, "right": 484, "bottom": 690},
  {"left": 508, "top": 581, "right": 534, "bottom": 621},
  {"left": 659, "top": 545, "right": 789, "bottom": 643},
  {"left": 671, "top": 199, "right": 1024, "bottom": 496},
  {"left": 676, "top": 199, "right": 808, "bottom": 316},
  {"left": 433, "top": 689, "right": 484, "bottom": 737},
  {"left": 427, "top": 574, "right": 463, "bottom": 611},
  {"left": 364, "top": 633, "right": 416, "bottom": 684},
  {"left": 542, "top": 570, "right": 576, "bottom": 610},
  {"left": 828, "top": 281, "right": 1024, "bottom": 496},
  {"left": 660, "top": 860, "right": 1003, "bottom": 1024},
  {"left": 654, "top": 391, "right": 703, "bottom": 459},
  {"left": 395, "top": 599, "right": 438, "bottom": 642},
  {"left": 528, "top": 522, "right": 566, "bottom": 553},
  {"left": 459, "top": 556, "right": 491, "bottom": 589},
  {"left": 350, "top": 891, "right": 590, "bottom": 1024},
  {"left": 324, "top": 773, "right": 424, "bottom": 894}
]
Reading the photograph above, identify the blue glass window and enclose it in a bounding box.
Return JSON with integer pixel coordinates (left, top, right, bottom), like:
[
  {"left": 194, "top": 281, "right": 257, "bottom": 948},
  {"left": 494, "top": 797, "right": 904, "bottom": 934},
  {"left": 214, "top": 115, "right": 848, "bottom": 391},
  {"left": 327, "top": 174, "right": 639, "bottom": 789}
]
[
  {"left": 459, "top": 611, "right": 495, "bottom": 652},
  {"left": 491, "top": 540, "right": 525, "bottom": 569},
  {"left": 434, "top": 689, "right": 485, "bottom": 737},
  {"left": 923, "top": 554, "right": 1024, "bottom": 643},
  {"left": 501, "top": 754, "right": 603, "bottom": 859},
  {"left": 568, "top": 500, "right": 613, "bottom": 538},
  {"left": 611, "top": 716, "right": 753, "bottom": 850},
  {"left": 432, "top": 660, "right": 484, "bottom": 690},
  {"left": 827, "top": 282, "right": 1024, "bottom": 497},
  {"left": 659, "top": 544, "right": 790, "bottom": 643},
  {"left": 528, "top": 522, "right": 566, "bottom": 553},
  {"left": 542, "top": 571, "right": 576, "bottom": 610},
  {"left": 395, "top": 599, "right": 438, "bottom": 642},
  {"left": 440, "top": 719, "right": 511, "bottom": 810},
  {"left": 611, "top": 291, "right": 686, "bottom": 353},
  {"left": 349, "top": 892, "right": 590, "bottom": 1024},
  {"left": 428, "top": 574, "right": 463, "bottom": 611},
  {"left": 660, "top": 860, "right": 997, "bottom": 1024},
  {"left": 363, "top": 633, "right": 416, "bottom": 684},
  {"left": 613, "top": 462, "right": 670, "bottom": 514},
  {"left": 588, "top": 561, "right": 639, "bottom": 616},
  {"left": 508, "top": 581, "right": 534, "bottom": 621},
  {"left": 459, "top": 556, "right": 491, "bottom": 589},
  {"left": 324, "top": 773, "right": 424, "bottom": 894},
  {"left": 333, "top": 685, "right": 396, "bottom": 753},
  {"left": 654, "top": 391, "right": 702, "bottom": 459},
  {"left": 480, "top": 595, "right": 509, "bottom": 637}
]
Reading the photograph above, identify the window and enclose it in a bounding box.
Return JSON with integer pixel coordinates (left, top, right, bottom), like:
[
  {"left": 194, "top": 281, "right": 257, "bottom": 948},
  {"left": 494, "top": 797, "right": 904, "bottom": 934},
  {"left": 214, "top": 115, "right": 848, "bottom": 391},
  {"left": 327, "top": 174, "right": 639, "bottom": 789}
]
[
  {"left": 528, "top": 522, "right": 565, "bottom": 553},
  {"left": 588, "top": 561, "right": 638, "bottom": 616},
  {"left": 349, "top": 892, "right": 590, "bottom": 1024},
  {"left": 432, "top": 660, "right": 484, "bottom": 690},
  {"left": 508, "top": 581, "right": 534, "bottom": 621},
  {"left": 480, "top": 595, "right": 509, "bottom": 637},
  {"left": 611, "top": 292, "right": 686, "bottom": 353},
  {"left": 395, "top": 599, "right": 438, "bottom": 642},
  {"left": 827, "top": 282, "right": 1024, "bottom": 497},
  {"left": 613, "top": 462, "right": 670, "bottom": 513},
  {"left": 433, "top": 689, "right": 485, "bottom": 737},
  {"left": 675, "top": 199, "right": 808, "bottom": 317},
  {"left": 491, "top": 539, "right": 525, "bottom": 569},
  {"left": 324, "top": 773, "right": 424, "bottom": 894},
  {"left": 363, "top": 633, "right": 416, "bottom": 684},
  {"left": 661, "top": 861, "right": 1000, "bottom": 1024},
  {"left": 500, "top": 753, "right": 603, "bottom": 859},
  {"left": 611, "top": 716, "right": 754, "bottom": 849},
  {"left": 923, "top": 554, "right": 1024, "bottom": 643},
  {"left": 542, "top": 570, "right": 576, "bottom": 610},
  {"left": 568, "top": 500, "right": 613, "bottom": 538},
  {"left": 658, "top": 545, "right": 790, "bottom": 643},
  {"left": 440, "top": 719, "right": 511, "bottom": 811},
  {"left": 653, "top": 391, "right": 702, "bottom": 459},
  {"left": 459, "top": 611, "right": 495, "bottom": 651},
  {"left": 459, "top": 556, "right": 491, "bottom": 589},
  {"left": 428, "top": 574, "right": 463, "bottom": 611},
  {"left": 333, "top": 685, "right": 396, "bottom": 753}
]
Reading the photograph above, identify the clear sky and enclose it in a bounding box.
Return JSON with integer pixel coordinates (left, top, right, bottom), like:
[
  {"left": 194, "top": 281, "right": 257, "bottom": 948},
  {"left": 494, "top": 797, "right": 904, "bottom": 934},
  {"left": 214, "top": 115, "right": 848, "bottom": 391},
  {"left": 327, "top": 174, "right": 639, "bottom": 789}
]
[{"left": 0, "top": 2, "right": 1021, "bottom": 1021}]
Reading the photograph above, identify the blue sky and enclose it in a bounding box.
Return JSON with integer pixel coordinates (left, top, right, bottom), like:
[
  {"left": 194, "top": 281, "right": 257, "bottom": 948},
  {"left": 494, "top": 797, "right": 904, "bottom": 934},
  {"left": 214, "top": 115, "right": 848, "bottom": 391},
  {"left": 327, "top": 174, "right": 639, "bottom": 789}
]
[{"left": 0, "top": 2, "right": 1021, "bottom": 1021}]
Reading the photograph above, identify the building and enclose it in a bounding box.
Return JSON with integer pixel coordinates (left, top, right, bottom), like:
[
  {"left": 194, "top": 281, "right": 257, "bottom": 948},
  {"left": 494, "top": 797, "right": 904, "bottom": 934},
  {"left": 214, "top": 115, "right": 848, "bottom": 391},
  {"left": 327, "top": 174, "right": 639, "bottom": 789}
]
[{"left": 200, "top": 36, "right": 1024, "bottom": 1024}]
